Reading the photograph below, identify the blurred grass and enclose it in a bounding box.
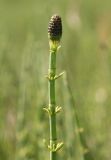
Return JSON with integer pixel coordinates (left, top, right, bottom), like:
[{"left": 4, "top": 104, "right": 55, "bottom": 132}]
[{"left": 0, "top": 0, "right": 111, "bottom": 160}]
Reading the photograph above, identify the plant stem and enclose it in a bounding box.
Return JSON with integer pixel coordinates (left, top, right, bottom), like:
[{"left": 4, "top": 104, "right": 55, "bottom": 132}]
[
  {"left": 47, "top": 14, "right": 62, "bottom": 160},
  {"left": 49, "top": 50, "right": 57, "bottom": 160}
]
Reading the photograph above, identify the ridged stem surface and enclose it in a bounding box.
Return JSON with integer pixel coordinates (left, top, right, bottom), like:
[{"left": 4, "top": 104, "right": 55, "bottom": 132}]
[{"left": 49, "top": 50, "right": 57, "bottom": 160}]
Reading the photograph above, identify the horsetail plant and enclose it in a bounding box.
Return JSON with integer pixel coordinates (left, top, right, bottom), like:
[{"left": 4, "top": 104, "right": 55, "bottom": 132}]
[{"left": 43, "top": 14, "right": 64, "bottom": 160}]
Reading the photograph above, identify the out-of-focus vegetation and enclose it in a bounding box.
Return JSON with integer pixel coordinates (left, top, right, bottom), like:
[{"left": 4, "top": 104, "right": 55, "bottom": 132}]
[{"left": 0, "top": 0, "right": 111, "bottom": 160}]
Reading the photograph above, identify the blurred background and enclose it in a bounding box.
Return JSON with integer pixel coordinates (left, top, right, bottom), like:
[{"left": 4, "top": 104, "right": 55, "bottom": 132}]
[{"left": 0, "top": 0, "right": 111, "bottom": 160}]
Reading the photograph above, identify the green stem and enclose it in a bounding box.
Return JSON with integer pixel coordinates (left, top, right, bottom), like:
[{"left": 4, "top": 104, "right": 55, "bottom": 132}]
[{"left": 49, "top": 50, "right": 57, "bottom": 160}]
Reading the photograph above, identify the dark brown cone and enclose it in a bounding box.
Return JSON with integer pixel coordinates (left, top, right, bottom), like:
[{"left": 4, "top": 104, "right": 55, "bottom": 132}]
[{"left": 48, "top": 15, "right": 62, "bottom": 41}]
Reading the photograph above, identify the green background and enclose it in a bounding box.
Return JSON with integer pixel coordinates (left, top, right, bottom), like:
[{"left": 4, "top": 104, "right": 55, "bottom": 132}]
[{"left": 0, "top": 0, "right": 111, "bottom": 160}]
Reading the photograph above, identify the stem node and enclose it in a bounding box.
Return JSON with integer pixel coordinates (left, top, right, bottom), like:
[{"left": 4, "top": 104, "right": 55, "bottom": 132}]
[
  {"left": 55, "top": 142, "right": 64, "bottom": 151},
  {"left": 55, "top": 106, "right": 62, "bottom": 113},
  {"left": 54, "top": 71, "right": 65, "bottom": 80},
  {"left": 43, "top": 107, "right": 52, "bottom": 116}
]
